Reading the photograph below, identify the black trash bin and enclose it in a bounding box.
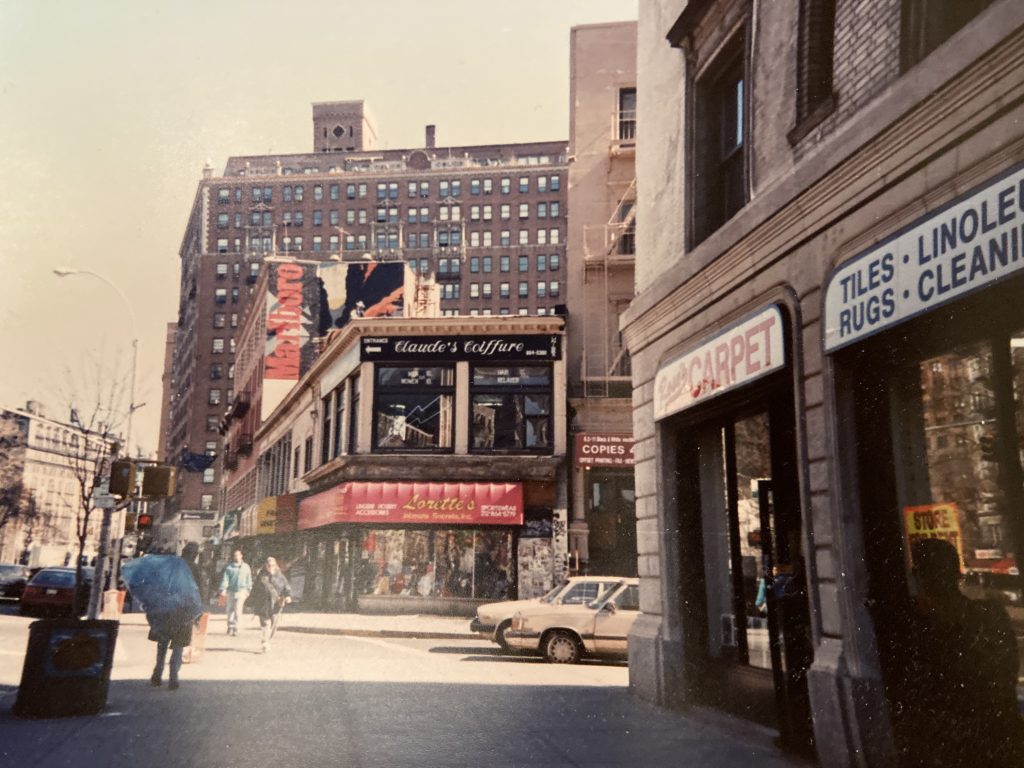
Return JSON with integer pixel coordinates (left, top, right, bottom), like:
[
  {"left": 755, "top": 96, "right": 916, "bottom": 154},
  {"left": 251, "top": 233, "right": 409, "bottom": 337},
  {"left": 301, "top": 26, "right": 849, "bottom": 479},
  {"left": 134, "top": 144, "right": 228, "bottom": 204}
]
[{"left": 13, "top": 618, "right": 119, "bottom": 718}]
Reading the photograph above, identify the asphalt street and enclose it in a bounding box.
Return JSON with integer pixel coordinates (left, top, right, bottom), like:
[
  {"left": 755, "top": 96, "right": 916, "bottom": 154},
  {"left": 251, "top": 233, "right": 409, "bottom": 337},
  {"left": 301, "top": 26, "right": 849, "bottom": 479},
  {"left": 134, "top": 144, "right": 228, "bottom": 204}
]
[{"left": 0, "top": 603, "right": 805, "bottom": 768}]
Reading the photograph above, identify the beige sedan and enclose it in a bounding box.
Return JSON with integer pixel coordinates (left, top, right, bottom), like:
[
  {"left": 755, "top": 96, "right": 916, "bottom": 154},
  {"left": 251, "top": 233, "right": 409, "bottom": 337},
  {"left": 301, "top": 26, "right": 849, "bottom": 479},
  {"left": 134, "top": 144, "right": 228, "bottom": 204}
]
[{"left": 504, "top": 578, "right": 640, "bottom": 663}]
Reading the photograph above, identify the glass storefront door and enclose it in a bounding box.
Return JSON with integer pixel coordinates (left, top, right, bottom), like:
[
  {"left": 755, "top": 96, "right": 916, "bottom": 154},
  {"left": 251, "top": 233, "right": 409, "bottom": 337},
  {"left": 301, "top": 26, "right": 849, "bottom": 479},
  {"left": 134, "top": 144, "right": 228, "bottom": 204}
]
[{"left": 677, "top": 395, "right": 813, "bottom": 751}]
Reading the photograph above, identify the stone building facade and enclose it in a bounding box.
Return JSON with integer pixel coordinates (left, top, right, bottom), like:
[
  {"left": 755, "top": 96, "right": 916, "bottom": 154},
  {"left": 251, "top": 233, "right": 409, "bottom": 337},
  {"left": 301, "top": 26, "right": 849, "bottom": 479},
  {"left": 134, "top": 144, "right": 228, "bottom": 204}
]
[{"left": 624, "top": 1, "right": 1023, "bottom": 764}]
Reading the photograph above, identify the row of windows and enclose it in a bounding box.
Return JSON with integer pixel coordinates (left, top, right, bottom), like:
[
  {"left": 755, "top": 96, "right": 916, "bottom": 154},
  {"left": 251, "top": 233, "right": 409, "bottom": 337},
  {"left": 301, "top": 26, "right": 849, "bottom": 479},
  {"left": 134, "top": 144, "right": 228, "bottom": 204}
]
[
  {"left": 218, "top": 230, "right": 563, "bottom": 255},
  {"left": 217, "top": 203, "right": 561, "bottom": 230},
  {"left": 211, "top": 338, "right": 237, "bottom": 354},
  {"left": 409, "top": 255, "right": 561, "bottom": 276},
  {"left": 215, "top": 175, "right": 563, "bottom": 206},
  {"left": 215, "top": 262, "right": 261, "bottom": 280},
  {"left": 208, "top": 362, "right": 235, "bottom": 380},
  {"left": 318, "top": 365, "right": 553, "bottom": 459}
]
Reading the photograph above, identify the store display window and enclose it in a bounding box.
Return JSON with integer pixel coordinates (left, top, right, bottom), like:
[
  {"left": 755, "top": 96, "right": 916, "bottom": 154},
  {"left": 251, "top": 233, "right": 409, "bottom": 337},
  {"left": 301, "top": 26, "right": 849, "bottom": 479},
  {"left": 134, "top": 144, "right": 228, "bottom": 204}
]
[
  {"left": 355, "top": 528, "right": 514, "bottom": 601},
  {"left": 373, "top": 366, "right": 454, "bottom": 451},
  {"left": 470, "top": 365, "right": 552, "bottom": 452}
]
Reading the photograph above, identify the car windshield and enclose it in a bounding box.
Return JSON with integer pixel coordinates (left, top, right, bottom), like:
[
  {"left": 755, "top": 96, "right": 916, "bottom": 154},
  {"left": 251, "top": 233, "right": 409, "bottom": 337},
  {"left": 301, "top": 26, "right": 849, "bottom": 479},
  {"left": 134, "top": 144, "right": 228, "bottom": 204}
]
[
  {"left": 30, "top": 569, "right": 76, "bottom": 588},
  {"left": 540, "top": 582, "right": 568, "bottom": 603},
  {"left": 587, "top": 582, "right": 623, "bottom": 609}
]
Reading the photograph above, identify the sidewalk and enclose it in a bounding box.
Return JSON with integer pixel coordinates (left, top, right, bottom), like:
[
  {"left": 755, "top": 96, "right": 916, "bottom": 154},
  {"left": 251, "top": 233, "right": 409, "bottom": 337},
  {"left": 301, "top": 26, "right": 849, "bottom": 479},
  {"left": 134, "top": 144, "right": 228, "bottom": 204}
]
[{"left": 117, "top": 608, "right": 478, "bottom": 640}]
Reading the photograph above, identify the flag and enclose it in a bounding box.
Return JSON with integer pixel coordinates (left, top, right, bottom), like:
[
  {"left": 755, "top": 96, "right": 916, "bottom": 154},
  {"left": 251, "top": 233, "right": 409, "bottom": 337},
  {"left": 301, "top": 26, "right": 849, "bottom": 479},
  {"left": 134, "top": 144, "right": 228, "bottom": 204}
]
[{"left": 180, "top": 451, "right": 216, "bottom": 473}]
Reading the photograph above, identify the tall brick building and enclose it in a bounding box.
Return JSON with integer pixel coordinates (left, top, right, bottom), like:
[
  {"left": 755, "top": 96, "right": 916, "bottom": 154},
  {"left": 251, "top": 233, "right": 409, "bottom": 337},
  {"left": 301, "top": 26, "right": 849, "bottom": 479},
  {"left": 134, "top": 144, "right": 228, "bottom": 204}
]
[
  {"left": 626, "top": 0, "right": 1022, "bottom": 764},
  {"left": 161, "top": 101, "right": 568, "bottom": 523}
]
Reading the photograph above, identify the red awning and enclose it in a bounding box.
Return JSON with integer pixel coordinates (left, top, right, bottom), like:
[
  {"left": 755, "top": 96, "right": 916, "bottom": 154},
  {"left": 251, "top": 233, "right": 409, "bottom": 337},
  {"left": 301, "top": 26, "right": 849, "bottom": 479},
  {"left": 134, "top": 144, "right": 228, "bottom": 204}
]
[{"left": 298, "top": 481, "right": 523, "bottom": 529}]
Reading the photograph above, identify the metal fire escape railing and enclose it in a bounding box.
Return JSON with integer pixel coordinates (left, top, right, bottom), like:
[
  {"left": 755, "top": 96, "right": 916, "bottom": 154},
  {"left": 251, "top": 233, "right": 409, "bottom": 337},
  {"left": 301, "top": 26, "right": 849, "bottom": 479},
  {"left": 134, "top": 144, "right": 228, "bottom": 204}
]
[{"left": 580, "top": 177, "right": 637, "bottom": 398}]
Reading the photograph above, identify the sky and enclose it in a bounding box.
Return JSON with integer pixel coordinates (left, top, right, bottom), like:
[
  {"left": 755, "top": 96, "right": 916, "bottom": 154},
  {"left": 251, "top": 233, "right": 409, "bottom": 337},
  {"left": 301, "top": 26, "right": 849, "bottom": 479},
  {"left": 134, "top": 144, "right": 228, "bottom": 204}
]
[{"left": 0, "top": 0, "right": 637, "bottom": 458}]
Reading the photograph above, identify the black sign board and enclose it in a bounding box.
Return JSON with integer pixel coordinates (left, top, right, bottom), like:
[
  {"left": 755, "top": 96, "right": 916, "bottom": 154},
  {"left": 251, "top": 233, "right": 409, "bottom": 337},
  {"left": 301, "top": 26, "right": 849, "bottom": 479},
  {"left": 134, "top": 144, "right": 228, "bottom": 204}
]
[
  {"left": 180, "top": 511, "right": 217, "bottom": 521},
  {"left": 361, "top": 334, "right": 562, "bottom": 362}
]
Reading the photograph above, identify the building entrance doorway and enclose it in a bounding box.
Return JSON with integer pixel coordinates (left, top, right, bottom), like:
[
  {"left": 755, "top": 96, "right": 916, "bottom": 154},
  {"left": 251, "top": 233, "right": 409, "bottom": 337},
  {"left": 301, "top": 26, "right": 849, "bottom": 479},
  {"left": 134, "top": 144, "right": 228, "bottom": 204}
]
[{"left": 675, "top": 395, "right": 814, "bottom": 752}]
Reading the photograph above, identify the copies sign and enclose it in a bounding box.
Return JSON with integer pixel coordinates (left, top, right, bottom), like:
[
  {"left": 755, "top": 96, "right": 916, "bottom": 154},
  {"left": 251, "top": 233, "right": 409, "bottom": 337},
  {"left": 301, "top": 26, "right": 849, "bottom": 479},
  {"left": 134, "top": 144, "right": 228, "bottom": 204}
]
[
  {"left": 824, "top": 164, "right": 1024, "bottom": 352},
  {"left": 575, "top": 433, "right": 634, "bottom": 468},
  {"left": 654, "top": 306, "right": 784, "bottom": 421}
]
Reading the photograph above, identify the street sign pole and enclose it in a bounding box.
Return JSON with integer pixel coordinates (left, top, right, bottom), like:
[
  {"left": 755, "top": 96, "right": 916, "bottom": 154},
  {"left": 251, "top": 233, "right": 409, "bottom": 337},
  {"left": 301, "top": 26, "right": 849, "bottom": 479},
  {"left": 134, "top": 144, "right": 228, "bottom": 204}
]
[{"left": 87, "top": 480, "right": 117, "bottom": 621}]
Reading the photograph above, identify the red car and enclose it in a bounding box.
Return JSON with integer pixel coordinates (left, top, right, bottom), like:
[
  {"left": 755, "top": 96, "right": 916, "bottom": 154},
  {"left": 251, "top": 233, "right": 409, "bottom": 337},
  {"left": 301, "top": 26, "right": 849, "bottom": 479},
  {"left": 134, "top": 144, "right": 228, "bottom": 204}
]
[{"left": 19, "top": 567, "right": 94, "bottom": 617}]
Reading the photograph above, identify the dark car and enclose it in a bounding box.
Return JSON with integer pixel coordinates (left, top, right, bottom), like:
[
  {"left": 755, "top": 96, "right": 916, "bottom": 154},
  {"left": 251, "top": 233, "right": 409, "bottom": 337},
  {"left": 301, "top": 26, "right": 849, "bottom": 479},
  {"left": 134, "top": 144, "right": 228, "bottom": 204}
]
[
  {"left": 19, "top": 567, "right": 93, "bottom": 617},
  {"left": 0, "top": 564, "right": 30, "bottom": 599}
]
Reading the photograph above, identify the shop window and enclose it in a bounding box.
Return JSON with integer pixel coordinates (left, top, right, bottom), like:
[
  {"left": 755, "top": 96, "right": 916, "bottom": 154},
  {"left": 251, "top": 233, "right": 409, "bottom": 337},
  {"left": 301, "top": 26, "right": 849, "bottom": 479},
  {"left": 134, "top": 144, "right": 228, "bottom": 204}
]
[
  {"left": 373, "top": 367, "right": 454, "bottom": 451},
  {"left": 356, "top": 528, "right": 513, "bottom": 601},
  {"left": 470, "top": 365, "right": 552, "bottom": 452},
  {"left": 851, "top": 322, "right": 1024, "bottom": 735},
  {"left": 693, "top": 31, "right": 748, "bottom": 246}
]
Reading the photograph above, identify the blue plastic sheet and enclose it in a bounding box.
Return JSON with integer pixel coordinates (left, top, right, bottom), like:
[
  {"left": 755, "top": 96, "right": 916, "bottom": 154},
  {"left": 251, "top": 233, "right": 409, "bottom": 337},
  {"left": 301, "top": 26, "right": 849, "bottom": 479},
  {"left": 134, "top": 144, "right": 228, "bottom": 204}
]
[{"left": 121, "top": 555, "right": 201, "bottom": 622}]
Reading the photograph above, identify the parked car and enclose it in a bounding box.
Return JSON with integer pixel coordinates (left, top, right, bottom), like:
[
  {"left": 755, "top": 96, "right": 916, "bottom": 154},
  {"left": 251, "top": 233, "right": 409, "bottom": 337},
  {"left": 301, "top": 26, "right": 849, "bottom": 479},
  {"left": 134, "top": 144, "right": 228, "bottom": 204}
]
[
  {"left": 470, "top": 576, "right": 624, "bottom": 650},
  {"left": 505, "top": 578, "right": 641, "bottom": 663},
  {"left": 0, "top": 563, "right": 30, "bottom": 600},
  {"left": 19, "top": 567, "right": 94, "bottom": 617}
]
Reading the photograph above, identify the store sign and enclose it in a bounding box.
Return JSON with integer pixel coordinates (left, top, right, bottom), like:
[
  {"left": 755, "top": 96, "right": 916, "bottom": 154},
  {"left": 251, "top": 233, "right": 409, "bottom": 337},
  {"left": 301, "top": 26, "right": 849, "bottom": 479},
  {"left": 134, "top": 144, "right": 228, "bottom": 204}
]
[
  {"left": 574, "top": 433, "right": 635, "bottom": 468},
  {"left": 903, "top": 502, "right": 964, "bottom": 565},
  {"left": 299, "top": 482, "right": 524, "bottom": 528},
  {"left": 361, "top": 335, "right": 561, "bottom": 362},
  {"left": 240, "top": 495, "right": 297, "bottom": 537},
  {"left": 825, "top": 164, "right": 1024, "bottom": 352},
  {"left": 654, "top": 306, "right": 785, "bottom": 421},
  {"left": 180, "top": 511, "right": 216, "bottom": 521}
]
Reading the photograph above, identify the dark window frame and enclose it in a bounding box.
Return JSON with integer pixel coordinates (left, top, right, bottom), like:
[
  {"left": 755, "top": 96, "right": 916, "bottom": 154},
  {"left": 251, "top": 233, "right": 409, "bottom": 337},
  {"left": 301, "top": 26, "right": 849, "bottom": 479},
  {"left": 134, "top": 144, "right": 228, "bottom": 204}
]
[{"left": 469, "top": 364, "right": 554, "bottom": 455}]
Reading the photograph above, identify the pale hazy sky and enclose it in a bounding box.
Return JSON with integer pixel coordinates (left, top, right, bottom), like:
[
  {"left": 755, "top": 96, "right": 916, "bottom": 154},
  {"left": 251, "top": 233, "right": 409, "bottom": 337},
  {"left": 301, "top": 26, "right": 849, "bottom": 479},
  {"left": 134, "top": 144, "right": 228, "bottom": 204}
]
[{"left": 0, "top": 0, "right": 637, "bottom": 457}]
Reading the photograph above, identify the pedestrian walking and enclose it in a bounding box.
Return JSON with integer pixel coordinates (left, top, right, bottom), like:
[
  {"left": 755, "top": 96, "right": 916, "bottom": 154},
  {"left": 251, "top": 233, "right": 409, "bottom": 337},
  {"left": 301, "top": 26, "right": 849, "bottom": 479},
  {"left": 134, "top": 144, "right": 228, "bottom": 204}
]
[
  {"left": 218, "top": 549, "right": 253, "bottom": 636},
  {"left": 122, "top": 554, "right": 202, "bottom": 691},
  {"left": 251, "top": 556, "right": 292, "bottom": 653}
]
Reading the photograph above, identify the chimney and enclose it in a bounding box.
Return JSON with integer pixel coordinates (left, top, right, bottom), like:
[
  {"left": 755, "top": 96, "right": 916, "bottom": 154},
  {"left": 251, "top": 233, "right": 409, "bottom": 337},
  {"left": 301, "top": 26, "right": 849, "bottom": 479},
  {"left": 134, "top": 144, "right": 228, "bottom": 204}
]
[
  {"left": 24, "top": 400, "right": 45, "bottom": 418},
  {"left": 425, "top": 125, "right": 436, "bottom": 149}
]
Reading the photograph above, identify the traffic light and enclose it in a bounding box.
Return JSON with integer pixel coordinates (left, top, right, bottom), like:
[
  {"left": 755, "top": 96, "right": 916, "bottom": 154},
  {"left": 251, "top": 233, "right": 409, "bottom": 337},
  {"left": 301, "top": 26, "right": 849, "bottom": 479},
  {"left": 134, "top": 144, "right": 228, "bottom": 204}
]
[
  {"left": 141, "top": 465, "right": 177, "bottom": 499},
  {"left": 109, "top": 460, "right": 136, "bottom": 497},
  {"left": 136, "top": 512, "right": 153, "bottom": 530},
  {"left": 979, "top": 434, "right": 998, "bottom": 463}
]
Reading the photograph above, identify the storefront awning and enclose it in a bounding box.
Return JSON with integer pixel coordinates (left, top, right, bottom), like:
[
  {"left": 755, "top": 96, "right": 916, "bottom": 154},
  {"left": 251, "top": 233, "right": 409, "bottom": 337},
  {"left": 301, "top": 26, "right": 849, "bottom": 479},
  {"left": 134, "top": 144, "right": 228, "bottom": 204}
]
[{"left": 299, "top": 482, "right": 524, "bottom": 529}]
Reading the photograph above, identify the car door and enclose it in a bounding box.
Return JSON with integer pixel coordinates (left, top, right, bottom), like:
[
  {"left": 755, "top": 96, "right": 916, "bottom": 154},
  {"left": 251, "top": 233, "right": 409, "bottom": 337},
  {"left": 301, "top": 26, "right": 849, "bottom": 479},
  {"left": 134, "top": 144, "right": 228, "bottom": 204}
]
[{"left": 592, "top": 583, "right": 640, "bottom": 655}]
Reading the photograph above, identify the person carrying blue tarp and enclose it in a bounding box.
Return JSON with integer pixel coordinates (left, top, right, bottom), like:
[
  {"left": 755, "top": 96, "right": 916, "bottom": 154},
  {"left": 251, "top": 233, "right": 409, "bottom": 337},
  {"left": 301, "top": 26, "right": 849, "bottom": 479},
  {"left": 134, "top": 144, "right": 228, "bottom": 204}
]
[{"left": 122, "top": 554, "right": 202, "bottom": 691}]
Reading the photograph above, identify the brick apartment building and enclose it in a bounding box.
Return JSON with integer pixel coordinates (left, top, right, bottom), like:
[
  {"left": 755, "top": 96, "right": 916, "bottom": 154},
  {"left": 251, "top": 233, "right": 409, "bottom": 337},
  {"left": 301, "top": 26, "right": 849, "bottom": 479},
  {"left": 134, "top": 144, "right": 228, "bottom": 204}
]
[{"left": 161, "top": 101, "right": 568, "bottom": 523}]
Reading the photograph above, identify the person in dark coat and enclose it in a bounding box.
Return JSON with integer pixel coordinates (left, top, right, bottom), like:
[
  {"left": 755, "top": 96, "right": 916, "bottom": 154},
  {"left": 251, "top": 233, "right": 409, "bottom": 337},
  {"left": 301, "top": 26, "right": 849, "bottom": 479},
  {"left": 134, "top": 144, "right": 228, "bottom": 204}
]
[
  {"left": 894, "top": 538, "right": 1024, "bottom": 767},
  {"left": 250, "top": 556, "right": 292, "bottom": 653},
  {"left": 122, "top": 554, "right": 202, "bottom": 692}
]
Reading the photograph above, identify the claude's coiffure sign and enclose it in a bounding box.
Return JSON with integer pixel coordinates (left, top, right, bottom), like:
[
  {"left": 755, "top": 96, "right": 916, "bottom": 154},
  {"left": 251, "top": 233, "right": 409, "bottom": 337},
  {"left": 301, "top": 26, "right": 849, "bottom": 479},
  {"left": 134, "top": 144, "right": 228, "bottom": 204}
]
[{"left": 361, "top": 334, "right": 561, "bottom": 362}]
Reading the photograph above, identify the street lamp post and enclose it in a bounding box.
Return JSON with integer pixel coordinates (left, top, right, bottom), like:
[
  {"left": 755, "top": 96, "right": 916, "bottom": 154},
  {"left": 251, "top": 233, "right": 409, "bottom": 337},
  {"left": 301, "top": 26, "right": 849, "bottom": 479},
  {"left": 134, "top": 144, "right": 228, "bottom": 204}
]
[{"left": 53, "top": 267, "right": 141, "bottom": 620}]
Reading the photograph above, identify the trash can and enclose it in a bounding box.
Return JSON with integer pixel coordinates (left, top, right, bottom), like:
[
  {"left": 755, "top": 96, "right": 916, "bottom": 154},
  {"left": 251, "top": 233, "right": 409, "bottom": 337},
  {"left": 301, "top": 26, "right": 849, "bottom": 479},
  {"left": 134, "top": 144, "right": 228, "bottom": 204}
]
[{"left": 13, "top": 618, "right": 119, "bottom": 718}]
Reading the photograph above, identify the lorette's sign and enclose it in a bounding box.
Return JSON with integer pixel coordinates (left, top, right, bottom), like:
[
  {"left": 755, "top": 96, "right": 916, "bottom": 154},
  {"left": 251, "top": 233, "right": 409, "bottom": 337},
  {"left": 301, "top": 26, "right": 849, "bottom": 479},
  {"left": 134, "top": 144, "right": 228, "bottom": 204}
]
[
  {"left": 298, "top": 482, "right": 524, "bottom": 529},
  {"left": 824, "top": 164, "right": 1024, "bottom": 352},
  {"left": 361, "top": 335, "right": 561, "bottom": 362},
  {"left": 654, "top": 306, "right": 785, "bottom": 421}
]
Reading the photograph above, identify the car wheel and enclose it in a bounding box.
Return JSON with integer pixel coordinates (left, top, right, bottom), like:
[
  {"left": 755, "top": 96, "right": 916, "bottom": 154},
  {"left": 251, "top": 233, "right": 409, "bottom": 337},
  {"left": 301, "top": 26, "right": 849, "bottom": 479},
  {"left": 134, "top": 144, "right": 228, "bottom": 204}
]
[
  {"left": 544, "top": 630, "right": 582, "bottom": 664},
  {"left": 495, "top": 620, "right": 513, "bottom": 652}
]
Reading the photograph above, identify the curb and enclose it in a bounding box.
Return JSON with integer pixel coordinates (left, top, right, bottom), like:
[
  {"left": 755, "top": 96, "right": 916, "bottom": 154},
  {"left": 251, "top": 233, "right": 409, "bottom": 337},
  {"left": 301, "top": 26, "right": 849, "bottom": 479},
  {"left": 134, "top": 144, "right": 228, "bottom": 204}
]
[{"left": 279, "top": 626, "right": 476, "bottom": 641}]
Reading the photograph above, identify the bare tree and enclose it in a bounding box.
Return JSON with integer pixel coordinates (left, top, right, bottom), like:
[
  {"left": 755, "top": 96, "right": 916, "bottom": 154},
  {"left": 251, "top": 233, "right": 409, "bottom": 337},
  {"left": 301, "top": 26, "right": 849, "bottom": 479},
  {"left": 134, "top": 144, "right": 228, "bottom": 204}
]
[{"left": 51, "top": 353, "right": 132, "bottom": 615}]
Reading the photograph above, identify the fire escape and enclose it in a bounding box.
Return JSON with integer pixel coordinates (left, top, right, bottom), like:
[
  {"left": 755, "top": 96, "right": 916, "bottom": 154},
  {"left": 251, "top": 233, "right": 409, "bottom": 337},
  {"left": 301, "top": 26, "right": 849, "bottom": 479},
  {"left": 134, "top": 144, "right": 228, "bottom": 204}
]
[{"left": 581, "top": 97, "right": 636, "bottom": 399}]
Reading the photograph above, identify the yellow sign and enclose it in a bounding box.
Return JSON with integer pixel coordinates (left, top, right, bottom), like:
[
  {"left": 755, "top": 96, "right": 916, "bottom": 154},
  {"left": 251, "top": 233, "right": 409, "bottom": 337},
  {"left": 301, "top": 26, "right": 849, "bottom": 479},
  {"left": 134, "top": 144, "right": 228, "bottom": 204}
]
[
  {"left": 903, "top": 503, "right": 964, "bottom": 564},
  {"left": 256, "top": 497, "right": 278, "bottom": 535}
]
